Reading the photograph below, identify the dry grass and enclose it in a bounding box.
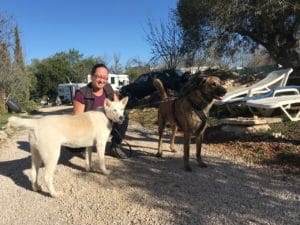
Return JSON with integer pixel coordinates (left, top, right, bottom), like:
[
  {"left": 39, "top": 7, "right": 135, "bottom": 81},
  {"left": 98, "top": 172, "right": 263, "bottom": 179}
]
[{"left": 128, "top": 107, "right": 300, "bottom": 173}]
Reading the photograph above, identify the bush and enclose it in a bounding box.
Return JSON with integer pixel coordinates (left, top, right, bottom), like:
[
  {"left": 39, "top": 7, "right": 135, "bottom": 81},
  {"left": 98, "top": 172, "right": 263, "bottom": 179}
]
[{"left": 21, "top": 100, "right": 39, "bottom": 113}]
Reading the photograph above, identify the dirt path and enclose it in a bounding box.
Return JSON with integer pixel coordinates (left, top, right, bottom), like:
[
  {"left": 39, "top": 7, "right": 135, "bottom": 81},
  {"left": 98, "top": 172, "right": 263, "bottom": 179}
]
[{"left": 0, "top": 107, "right": 299, "bottom": 225}]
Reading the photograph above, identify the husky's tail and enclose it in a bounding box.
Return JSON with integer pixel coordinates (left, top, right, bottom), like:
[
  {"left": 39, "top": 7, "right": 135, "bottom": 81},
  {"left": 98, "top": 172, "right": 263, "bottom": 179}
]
[
  {"left": 153, "top": 79, "right": 168, "bottom": 100},
  {"left": 8, "top": 116, "right": 36, "bottom": 129}
]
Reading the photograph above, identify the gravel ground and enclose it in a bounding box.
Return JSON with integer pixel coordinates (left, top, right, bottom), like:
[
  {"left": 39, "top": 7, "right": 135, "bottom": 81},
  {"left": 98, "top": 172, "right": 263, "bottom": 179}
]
[{"left": 0, "top": 107, "right": 299, "bottom": 225}]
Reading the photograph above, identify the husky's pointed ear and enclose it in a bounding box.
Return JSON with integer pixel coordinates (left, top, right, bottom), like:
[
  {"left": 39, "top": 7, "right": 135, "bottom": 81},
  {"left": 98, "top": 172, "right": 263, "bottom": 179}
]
[
  {"left": 121, "top": 96, "right": 128, "bottom": 106},
  {"left": 104, "top": 98, "right": 112, "bottom": 107}
]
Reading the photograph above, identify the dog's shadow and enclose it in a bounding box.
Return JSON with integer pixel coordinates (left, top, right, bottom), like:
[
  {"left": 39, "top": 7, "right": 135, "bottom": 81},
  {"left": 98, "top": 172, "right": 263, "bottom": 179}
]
[
  {"left": 0, "top": 141, "right": 88, "bottom": 194},
  {"left": 0, "top": 155, "right": 32, "bottom": 190}
]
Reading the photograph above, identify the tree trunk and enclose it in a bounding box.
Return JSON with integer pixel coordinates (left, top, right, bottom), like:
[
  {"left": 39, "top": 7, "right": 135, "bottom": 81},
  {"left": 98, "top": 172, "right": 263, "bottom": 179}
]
[
  {"left": 287, "top": 67, "right": 300, "bottom": 85},
  {"left": 0, "top": 90, "right": 6, "bottom": 112},
  {"left": 268, "top": 42, "right": 300, "bottom": 85}
]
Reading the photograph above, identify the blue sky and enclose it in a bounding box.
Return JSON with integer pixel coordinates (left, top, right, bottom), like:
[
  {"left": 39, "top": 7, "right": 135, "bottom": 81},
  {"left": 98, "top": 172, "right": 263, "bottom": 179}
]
[{"left": 0, "top": 0, "right": 178, "bottom": 67}]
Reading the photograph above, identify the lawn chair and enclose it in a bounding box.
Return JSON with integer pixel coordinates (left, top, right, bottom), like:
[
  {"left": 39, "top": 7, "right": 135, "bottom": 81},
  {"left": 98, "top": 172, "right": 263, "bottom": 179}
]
[
  {"left": 214, "top": 68, "right": 293, "bottom": 115},
  {"left": 246, "top": 95, "right": 300, "bottom": 121},
  {"left": 215, "top": 68, "right": 293, "bottom": 105}
]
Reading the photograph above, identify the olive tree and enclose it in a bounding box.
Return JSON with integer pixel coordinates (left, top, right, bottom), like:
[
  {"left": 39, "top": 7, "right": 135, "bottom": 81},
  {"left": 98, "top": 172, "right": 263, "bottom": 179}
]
[{"left": 176, "top": 0, "right": 300, "bottom": 76}]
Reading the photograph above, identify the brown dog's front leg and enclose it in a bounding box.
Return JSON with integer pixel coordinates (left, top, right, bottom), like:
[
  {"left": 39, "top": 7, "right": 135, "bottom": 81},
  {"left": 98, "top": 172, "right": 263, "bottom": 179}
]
[
  {"left": 196, "top": 134, "right": 207, "bottom": 167},
  {"left": 183, "top": 133, "right": 192, "bottom": 171}
]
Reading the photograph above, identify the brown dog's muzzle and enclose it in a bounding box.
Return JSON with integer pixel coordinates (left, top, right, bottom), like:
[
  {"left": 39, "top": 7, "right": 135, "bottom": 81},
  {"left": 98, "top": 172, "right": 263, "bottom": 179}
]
[{"left": 214, "top": 86, "right": 227, "bottom": 100}]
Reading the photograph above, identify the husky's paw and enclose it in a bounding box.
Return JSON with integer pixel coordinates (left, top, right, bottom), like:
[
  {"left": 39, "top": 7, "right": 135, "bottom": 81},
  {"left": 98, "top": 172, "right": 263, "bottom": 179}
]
[
  {"left": 101, "top": 169, "right": 111, "bottom": 175},
  {"left": 85, "top": 166, "right": 92, "bottom": 172},
  {"left": 50, "top": 191, "right": 62, "bottom": 198},
  {"left": 32, "top": 183, "right": 42, "bottom": 192}
]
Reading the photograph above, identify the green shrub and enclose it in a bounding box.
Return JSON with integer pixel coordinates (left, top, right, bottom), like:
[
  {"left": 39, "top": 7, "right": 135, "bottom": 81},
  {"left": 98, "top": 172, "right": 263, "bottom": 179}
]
[{"left": 0, "top": 111, "right": 11, "bottom": 128}]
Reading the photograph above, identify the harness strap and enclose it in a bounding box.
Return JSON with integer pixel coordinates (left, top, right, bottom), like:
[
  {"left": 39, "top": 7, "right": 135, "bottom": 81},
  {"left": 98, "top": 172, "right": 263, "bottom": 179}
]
[
  {"left": 187, "top": 97, "right": 208, "bottom": 136},
  {"left": 194, "top": 110, "right": 207, "bottom": 136},
  {"left": 172, "top": 97, "right": 207, "bottom": 136}
]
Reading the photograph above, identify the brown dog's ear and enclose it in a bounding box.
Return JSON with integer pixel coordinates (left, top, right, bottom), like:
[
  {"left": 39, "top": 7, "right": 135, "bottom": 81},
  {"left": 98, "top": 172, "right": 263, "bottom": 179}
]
[
  {"left": 121, "top": 96, "right": 128, "bottom": 106},
  {"left": 194, "top": 75, "right": 206, "bottom": 86},
  {"left": 104, "top": 98, "right": 112, "bottom": 108},
  {"left": 200, "top": 76, "right": 207, "bottom": 84}
]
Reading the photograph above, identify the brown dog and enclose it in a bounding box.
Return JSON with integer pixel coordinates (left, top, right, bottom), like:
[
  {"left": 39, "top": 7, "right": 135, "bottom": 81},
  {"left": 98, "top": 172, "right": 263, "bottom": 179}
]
[{"left": 153, "top": 73, "right": 227, "bottom": 171}]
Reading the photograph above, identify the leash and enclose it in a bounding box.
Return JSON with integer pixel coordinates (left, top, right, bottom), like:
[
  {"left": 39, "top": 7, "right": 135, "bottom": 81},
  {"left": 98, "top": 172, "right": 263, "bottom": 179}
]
[{"left": 111, "top": 127, "right": 133, "bottom": 157}]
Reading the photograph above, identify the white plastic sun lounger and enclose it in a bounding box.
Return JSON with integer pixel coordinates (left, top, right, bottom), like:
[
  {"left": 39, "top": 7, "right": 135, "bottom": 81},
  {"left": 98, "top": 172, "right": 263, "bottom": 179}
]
[
  {"left": 214, "top": 68, "right": 294, "bottom": 105},
  {"left": 247, "top": 95, "right": 300, "bottom": 121}
]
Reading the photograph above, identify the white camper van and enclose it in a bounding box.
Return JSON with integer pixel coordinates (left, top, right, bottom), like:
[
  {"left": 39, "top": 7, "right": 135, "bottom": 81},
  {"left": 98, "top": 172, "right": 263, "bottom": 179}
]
[
  {"left": 87, "top": 74, "right": 129, "bottom": 91},
  {"left": 57, "top": 83, "right": 86, "bottom": 103},
  {"left": 58, "top": 73, "right": 129, "bottom": 104}
]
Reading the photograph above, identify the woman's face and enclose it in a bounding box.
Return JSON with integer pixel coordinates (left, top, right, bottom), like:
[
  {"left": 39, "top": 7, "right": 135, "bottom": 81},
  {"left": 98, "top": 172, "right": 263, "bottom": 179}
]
[{"left": 92, "top": 67, "right": 108, "bottom": 90}]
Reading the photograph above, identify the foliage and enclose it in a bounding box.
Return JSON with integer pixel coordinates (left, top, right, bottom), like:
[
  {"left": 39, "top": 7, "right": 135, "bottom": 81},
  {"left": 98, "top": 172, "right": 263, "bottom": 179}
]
[
  {"left": 13, "top": 25, "right": 25, "bottom": 71},
  {"left": 0, "top": 111, "right": 10, "bottom": 128},
  {"left": 176, "top": 0, "right": 300, "bottom": 71},
  {"left": 273, "top": 148, "right": 300, "bottom": 167},
  {"left": 125, "top": 58, "right": 151, "bottom": 82},
  {"left": 20, "top": 99, "right": 39, "bottom": 112},
  {"left": 110, "top": 53, "right": 123, "bottom": 74},
  {"left": 246, "top": 48, "right": 275, "bottom": 68},
  {"left": 28, "top": 49, "right": 107, "bottom": 100},
  {"left": 145, "top": 12, "right": 185, "bottom": 69},
  {"left": 236, "top": 64, "right": 279, "bottom": 76},
  {"left": 0, "top": 14, "right": 30, "bottom": 110},
  {"left": 29, "top": 57, "right": 72, "bottom": 99},
  {"left": 11, "top": 25, "right": 30, "bottom": 108},
  {"left": 0, "top": 42, "right": 13, "bottom": 94}
]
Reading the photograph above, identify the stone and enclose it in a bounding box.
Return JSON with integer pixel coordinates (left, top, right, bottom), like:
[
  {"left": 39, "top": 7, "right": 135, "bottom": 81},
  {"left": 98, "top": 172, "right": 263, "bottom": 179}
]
[
  {"left": 221, "top": 124, "right": 271, "bottom": 136},
  {"left": 220, "top": 117, "right": 282, "bottom": 125}
]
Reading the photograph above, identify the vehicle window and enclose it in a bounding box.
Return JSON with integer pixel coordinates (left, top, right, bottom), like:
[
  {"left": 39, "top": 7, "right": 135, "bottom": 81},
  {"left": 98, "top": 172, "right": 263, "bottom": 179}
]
[
  {"left": 111, "top": 77, "right": 115, "bottom": 84},
  {"left": 175, "top": 70, "right": 183, "bottom": 77},
  {"left": 135, "top": 74, "right": 150, "bottom": 84}
]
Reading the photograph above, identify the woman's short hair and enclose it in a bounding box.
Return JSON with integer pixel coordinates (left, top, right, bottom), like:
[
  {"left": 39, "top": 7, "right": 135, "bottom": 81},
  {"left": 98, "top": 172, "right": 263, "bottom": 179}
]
[{"left": 91, "top": 63, "right": 108, "bottom": 75}]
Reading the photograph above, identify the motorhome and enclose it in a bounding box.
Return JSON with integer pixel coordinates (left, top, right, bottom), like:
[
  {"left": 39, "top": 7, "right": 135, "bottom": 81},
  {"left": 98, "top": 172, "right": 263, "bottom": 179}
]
[
  {"left": 57, "top": 83, "right": 86, "bottom": 104},
  {"left": 58, "top": 74, "right": 129, "bottom": 104}
]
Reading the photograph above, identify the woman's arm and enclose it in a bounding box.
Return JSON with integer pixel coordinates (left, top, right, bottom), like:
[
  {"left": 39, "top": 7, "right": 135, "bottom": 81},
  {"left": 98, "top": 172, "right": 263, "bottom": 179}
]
[
  {"left": 73, "top": 100, "right": 85, "bottom": 115},
  {"left": 114, "top": 93, "right": 119, "bottom": 101}
]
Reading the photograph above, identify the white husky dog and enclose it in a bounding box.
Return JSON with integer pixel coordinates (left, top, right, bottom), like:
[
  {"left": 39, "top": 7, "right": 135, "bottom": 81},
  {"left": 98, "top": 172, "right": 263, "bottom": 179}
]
[{"left": 8, "top": 97, "right": 128, "bottom": 197}]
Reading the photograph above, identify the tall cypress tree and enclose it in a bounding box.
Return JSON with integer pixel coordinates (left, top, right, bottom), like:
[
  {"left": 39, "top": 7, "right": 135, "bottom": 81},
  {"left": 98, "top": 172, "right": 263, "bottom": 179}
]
[
  {"left": 0, "top": 42, "right": 12, "bottom": 91},
  {"left": 12, "top": 25, "right": 30, "bottom": 108},
  {"left": 13, "top": 25, "right": 25, "bottom": 72}
]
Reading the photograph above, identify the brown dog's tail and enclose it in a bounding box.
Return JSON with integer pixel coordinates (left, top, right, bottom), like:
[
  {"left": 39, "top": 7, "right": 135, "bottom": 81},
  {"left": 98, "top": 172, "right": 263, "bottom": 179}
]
[{"left": 153, "top": 79, "right": 168, "bottom": 100}]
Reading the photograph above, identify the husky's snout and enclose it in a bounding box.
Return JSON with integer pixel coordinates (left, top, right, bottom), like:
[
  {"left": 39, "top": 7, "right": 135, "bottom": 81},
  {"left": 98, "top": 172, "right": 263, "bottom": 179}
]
[{"left": 118, "top": 116, "right": 124, "bottom": 123}]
